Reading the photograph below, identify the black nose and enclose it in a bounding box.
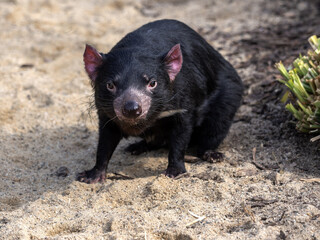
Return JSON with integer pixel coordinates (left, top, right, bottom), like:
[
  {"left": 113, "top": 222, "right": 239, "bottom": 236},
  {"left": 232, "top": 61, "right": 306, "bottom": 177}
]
[{"left": 122, "top": 101, "right": 142, "bottom": 119}]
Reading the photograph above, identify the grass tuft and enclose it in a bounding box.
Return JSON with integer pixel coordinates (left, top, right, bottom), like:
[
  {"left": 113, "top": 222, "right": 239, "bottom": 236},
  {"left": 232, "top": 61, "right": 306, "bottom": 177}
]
[{"left": 276, "top": 35, "right": 320, "bottom": 141}]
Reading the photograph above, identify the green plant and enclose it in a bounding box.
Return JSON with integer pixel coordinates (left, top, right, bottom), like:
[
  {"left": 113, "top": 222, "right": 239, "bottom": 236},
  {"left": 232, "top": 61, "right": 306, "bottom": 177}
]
[{"left": 276, "top": 35, "right": 320, "bottom": 142}]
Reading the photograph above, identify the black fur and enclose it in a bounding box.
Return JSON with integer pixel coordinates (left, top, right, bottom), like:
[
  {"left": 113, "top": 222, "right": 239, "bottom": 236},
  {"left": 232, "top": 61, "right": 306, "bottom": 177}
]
[{"left": 78, "top": 19, "right": 243, "bottom": 183}]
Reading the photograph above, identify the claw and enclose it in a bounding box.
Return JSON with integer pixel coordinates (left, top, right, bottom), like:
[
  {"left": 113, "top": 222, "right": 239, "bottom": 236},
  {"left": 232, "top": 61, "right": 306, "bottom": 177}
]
[
  {"left": 164, "top": 166, "right": 186, "bottom": 179},
  {"left": 202, "top": 151, "right": 224, "bottom": 163},
  {"left": 76, "top": 168, "right": 106, "bottom": 184}
]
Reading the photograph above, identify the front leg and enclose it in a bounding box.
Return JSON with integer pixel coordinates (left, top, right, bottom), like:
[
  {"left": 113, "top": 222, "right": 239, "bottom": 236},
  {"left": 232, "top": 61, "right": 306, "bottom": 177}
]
[
  {"left": 165, "top": 115, "right": 192, "bottom": 178},
  {"left": 77, "top": 117, "right": 121, "bottom": 184}
]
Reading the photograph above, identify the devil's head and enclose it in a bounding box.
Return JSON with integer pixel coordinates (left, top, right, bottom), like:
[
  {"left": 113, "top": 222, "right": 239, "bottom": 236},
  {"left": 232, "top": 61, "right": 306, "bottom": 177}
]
[{"left": 83, "top": 43, "right": 183, "bottom": 136}]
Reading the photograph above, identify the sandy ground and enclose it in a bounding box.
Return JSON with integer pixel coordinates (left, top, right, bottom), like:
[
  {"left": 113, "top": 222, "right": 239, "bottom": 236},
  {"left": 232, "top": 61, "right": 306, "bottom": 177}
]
[{"left": 0, "top": 0, "right": 320, "bottom": 239}]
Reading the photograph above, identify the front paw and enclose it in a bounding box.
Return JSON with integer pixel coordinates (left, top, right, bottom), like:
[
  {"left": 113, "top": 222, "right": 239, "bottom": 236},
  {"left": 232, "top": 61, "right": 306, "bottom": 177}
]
[
  {"left": 77, "top": 168, "right": 106, "bottom": 184},
  {"left": 165, "top": 166, "right": 186, "bottom": 178}
]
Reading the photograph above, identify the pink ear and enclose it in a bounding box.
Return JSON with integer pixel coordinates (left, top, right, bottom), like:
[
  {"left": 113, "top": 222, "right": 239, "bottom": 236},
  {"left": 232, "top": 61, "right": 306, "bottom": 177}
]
[
  {"left": 83, "top": 44, "right": 103, "bottom": 82},
  {"left": 164, "top": 44, "right": 183, "bottom": 82}
]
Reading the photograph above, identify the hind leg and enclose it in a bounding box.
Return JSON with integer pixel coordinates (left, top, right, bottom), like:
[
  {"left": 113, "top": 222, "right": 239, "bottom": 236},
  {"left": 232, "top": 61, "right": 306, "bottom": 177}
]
[
  {"left": 195, "top": 120, "right": 229, "bottom": 163},
  {"left": 195, "top": 92, "right": 238, "bottom": 162},
  {"left": 194, "top": 70, "right": 242, "bottom": 163},
  {"left": 195, "top": 114, "right": 230, "bottom": 156}
]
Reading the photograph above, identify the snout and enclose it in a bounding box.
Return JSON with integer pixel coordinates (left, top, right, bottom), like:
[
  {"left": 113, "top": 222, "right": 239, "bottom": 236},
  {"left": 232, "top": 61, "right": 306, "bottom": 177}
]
[
  {"left": 122, "top": 100, "right": 142, "bottom": 119},
  {"left": 113, "top": 88, "right": 151, "bottom": 128}
]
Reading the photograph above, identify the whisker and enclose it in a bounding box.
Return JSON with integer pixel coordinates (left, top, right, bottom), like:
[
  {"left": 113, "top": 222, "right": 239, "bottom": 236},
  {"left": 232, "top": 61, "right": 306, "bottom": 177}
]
[{"left": 102, "top": 116, "right": 118, "bottom": 129}]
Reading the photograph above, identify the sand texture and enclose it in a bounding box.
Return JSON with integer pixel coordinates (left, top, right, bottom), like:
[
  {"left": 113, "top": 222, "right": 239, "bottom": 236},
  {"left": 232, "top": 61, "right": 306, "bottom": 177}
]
[{"left": 0, "top": 0, "right": 319, "bottom": 239}]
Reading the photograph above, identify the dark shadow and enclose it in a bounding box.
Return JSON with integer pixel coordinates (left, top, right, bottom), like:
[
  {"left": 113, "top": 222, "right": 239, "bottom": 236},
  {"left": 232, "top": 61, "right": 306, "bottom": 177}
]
[
  {"left": 214, "top": 0, "right": 320, "bottom": 176},
  {"left": 0, "top": 125, "right": 169, "bottom": 212}
]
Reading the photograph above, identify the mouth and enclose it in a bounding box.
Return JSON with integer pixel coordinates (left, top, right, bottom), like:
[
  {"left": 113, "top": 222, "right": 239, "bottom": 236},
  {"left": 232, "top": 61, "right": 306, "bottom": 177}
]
[
  {"left": 113, "top": 109, "right": 187, "bottom": 135},
  {"left": 115, "top": 112, "right": 147, "bottom": 125},
  {"left": 112, "top": 115, "right": 148, "bottom": 135},
  {"left": 118, "top": 120, "right": 147, "bottom": 135}
]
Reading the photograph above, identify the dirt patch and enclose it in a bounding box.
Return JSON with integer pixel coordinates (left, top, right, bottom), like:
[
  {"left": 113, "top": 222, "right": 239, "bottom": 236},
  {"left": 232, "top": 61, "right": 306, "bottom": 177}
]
[{"left": 0, "top": 0, "right": 319, "bottom": 239}]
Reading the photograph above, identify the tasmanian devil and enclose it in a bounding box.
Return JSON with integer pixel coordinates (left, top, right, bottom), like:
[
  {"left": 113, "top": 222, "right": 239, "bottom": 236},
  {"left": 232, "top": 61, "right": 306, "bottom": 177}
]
[{"left": 78, "top": 19, "right": 243, "bottom": 183}]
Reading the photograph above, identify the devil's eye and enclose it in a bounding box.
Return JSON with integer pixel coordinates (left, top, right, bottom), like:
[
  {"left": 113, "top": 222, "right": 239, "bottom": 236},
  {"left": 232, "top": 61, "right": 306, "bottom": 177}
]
[
  {"left": 147, "top": 79, "right": 157, "bottom": 89},
  {"left": 107, "top": 82, "right": 116, "bottom": 91}
]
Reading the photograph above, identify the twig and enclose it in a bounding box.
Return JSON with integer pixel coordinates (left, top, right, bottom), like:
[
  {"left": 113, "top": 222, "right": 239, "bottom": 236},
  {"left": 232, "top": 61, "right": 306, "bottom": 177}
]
[
  {"left": 252, "top": 147, "right": 256, "bottom": 162},
  {"left": 188, "top": 211, "right": 201, "bottom": 218},
  {"left": 109, "top": 172, "right": 134, "bottom": 180},
  {"left": 251, "top": 161, "right": 266, "bottom": 170},
  {"left": 278, "top": 210, "right": 286, "bottom": 222},
  {"left": 250, "top": 199, "right": 278, "bottom": 208},
  {"left": 311, "top": 135, "right": 320, "bottom": 142},
  {"left": 300, "top": 178, "right": 320, "bottom": 183},
  {"left": 184, "top": 155, "right": 201, "bottom": 163},
  {"left": 186, "top": 211, "right": 206, "bottom": 227},
  {"left": 174, "top": 172, "right": 190, "bottom": 179},
  {"left": 251, "top": 147, "right": 265, "bottom": 170},
  {"left": 242, "top": 204, "right": 256, "bottom": 222}
]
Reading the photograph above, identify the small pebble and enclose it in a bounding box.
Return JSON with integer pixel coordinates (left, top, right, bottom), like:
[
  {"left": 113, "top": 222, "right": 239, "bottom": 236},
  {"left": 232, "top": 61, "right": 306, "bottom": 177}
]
[{"left": 55, "top": 166, "right": 69, "bottom": 178}]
